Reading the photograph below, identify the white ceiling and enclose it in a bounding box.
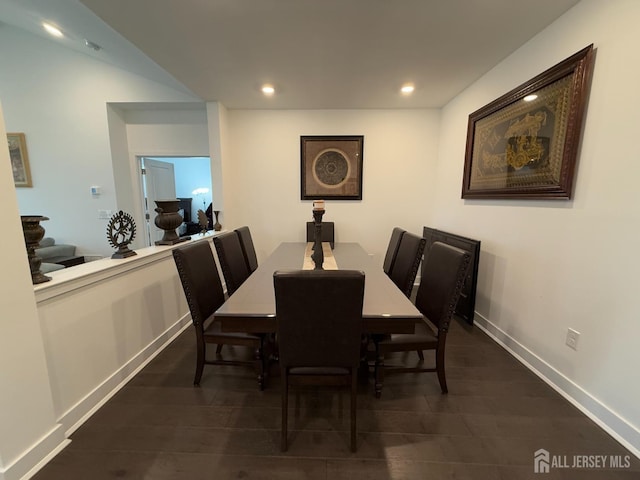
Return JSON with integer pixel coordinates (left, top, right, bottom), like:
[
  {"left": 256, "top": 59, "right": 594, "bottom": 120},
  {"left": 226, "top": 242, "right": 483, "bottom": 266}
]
[{"left": 1, "top": 0, "right": 581, "bottom": 109}]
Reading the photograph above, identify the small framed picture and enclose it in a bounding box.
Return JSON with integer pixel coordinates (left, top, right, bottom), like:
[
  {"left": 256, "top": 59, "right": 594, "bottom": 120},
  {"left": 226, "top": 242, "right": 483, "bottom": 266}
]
[
  {"left": 7, "top": 132, "right": 33, "bottom": 187},
  {"left": 301, "top": 135, "right": 364, "bottom": 200}
]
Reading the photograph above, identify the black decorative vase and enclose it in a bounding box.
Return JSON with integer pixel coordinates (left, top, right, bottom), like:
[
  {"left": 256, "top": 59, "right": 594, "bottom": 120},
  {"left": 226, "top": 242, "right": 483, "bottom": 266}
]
[
  {"left": 21, "top": 215, "right": 51, "bottom": 284},
  {"left": 213, "top": 210, "right": 222, "bottom": 231},
  {"left": 154, "top": 200, "right": 188, "bottom": 245}
]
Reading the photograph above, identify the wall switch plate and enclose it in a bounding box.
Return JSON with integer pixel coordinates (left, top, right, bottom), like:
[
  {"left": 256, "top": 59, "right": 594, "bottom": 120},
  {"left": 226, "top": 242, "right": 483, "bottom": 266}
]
[
  {"left": 566, "top": 328, "right": 580, "bottom": 350},
  {"left": 98, "top": 209, "right": 111, "bottom": 219}
]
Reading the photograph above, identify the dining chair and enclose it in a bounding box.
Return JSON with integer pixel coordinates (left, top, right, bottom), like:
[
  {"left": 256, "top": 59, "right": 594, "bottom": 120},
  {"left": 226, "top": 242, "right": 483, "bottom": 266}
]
[
  {"left": 274, "top": 270, "right": 365, "bottom": 452},
  {"left": 213, "top": 231, "right": 251, "bottom": 296},
  {"left": 172, "top": 240, "right": 266, "bottom": 389},
  {"left": 388, "top": 231, "right": 426, "bottom": 298},
  {"left": 383, "top": 227, "right": 406, "bottom": 275},
  {"left": 305, "top": 221, "right": 335, "bottom": 249},
  {"left": 373, "top": 242, "right": 470, "bottom": 398},
  {"left": 234, "top": 226, "right": 259, "bottom": 273}
]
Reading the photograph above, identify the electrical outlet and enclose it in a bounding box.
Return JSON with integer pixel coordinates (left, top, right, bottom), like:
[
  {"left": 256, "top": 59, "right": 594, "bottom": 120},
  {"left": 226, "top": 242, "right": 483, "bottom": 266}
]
[{"left": 566, "top": 328, "right": 580, "bottom": 350}]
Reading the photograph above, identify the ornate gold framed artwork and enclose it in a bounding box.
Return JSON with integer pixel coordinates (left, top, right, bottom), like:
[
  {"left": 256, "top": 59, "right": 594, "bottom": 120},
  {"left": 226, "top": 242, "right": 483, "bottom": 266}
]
[
  {"left": 462, "top": 45, "right": 594, "bottom": 199},
  {"left": 301, "top": 135, "right": 364, "bottom": 200},
  {"left": 7, "top": 132, "right": 33, "bottom": 187}
]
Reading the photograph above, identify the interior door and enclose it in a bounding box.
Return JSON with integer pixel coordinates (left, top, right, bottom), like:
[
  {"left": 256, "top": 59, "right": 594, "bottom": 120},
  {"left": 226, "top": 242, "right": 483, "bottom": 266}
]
[{"left": 142, "top": 158, "right": 177, "bottom": 245}]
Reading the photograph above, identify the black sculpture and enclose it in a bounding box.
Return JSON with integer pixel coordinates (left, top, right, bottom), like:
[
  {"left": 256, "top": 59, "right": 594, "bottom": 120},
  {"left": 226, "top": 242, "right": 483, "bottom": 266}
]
[{"left": 107, "top": 210, "right": 137, "bottom": 259}]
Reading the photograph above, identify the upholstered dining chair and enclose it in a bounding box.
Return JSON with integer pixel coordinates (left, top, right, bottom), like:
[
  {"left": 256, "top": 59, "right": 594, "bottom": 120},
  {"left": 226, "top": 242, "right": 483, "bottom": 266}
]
[
  {"left": 305, "top": 221, "right": 335, "bottom": 249},
  {"left": 383, "top": 227, "right": 406, "bottom": 275},
  {"left": 388, "top": 231, "right": 426, "bottom": 298},
  {"left": 213, "top": 231, "right": 251, "bottom": 296},
  {"left": 373, "top": 242, "right": 470, "bottom": 398},
  {"left": 235, "top": 226, "right": 259, "bottom": 273},
  {"left": 172, "top": 241, "right": 266, "bottom": 389},
  {"left": 274, "top": 270, "right": 365, "bottom": 452}
]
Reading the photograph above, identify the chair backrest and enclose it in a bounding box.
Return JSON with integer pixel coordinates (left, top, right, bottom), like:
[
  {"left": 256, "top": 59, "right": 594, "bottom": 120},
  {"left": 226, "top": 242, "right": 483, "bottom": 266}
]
[
  {"left": 416, "top": 241, "right": 470, "bottom": 333},
  {"left": 388, "top": 231, "right": 426, "bottom": 297},
  {"left": 383, "top": 227, "right": 406, "bottom": 275},
  {"left": 234, "top": 226, "right": 259, "bottom": 273},
  {"left": 172, "top": 241, "right": 226, "bottom": 328},
  {"left": 306, "top": 221, "right": 335, "bottom": 248},
  {"left": 213, "top": 231, "right": 251, "bottom": 295},
  {"left": 274, "top": 270, "right": 365, "bottom": 369}
]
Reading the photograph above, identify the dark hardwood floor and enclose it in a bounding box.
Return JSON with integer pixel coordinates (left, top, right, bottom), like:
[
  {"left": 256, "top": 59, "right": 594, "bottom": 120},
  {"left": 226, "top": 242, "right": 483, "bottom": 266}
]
[{"left": 33, "top": 318, "right": 638, "bottom": 479}]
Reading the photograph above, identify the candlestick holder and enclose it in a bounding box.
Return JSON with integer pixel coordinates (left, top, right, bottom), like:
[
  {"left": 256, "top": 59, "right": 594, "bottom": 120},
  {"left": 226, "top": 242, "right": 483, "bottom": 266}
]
[{"left": 311, "top": 209, "right": 325, "bottom": 269}]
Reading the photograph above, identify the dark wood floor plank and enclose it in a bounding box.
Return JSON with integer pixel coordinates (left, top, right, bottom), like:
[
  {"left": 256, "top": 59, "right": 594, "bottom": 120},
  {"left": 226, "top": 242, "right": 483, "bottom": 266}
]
[
  {"left": 88, "top": 402, "right": 233, "bottom": 428},
  {"left": 33, "top": 450, "right": 327, "bottom": 480},
  {"left": 327, "top": 459, "right": 502, "bottom": 480}
]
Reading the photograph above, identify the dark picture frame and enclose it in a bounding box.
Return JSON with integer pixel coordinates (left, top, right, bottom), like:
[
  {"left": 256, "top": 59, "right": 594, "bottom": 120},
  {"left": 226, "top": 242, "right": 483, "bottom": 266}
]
[
  {"left": 7, "top": 132, "right": 33, "bottom": 187},
  {"left": 462, "top": 44, "right": 594, "bottom": 199},
  {"left": 301, "top": 135, "right": 364, "bottom": 200}
]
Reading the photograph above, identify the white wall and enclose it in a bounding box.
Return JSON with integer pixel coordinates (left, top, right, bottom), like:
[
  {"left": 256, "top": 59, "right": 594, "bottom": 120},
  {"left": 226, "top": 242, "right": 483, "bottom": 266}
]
[
  {"left": 35, "top": 245, "right": 194, "bottom": 434},
  {"left": 435, "top": 0, "right": 640, "bottom": 453},
  {"left": 0, "top": 104, "right": 66, "bottom": 480},
  {"left": 0, "top": 25, "right": 201, "bottom": 257},
  {"left": 220, "top": 109, "right": 440, "bottom": 263}
]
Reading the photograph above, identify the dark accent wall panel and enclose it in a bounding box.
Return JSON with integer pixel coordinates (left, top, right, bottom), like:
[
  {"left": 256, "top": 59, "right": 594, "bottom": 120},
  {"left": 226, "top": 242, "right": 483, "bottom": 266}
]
[{"left": 423, "top": 227, "right": 481, "bottom": 325}]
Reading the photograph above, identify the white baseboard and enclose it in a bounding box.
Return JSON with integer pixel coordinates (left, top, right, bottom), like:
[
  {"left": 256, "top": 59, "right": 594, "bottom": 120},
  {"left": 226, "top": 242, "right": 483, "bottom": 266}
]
[
  {"left": 58, "top": 315, "right": 191, "bottom": 436},
  {"left": 474, "top": 312, "right": 640, "bottom": 459},
  {"left": 3, "top": 317, "right": 189, "bottom": 480},
  {"left": 0, "top": 425, "right": 67, "bottom": 480}
]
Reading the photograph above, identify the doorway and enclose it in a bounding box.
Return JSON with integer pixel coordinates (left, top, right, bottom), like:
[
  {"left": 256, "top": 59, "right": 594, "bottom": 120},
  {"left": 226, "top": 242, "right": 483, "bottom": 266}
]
[{"left": 139, "top": 156, "right": 212, "bottom": 246}]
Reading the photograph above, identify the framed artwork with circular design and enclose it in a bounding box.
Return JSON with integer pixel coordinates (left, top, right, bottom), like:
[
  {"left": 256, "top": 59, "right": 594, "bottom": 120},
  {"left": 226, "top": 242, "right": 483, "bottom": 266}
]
[{"left": 300, "top": 135, "right": 364, "bottom": 200}]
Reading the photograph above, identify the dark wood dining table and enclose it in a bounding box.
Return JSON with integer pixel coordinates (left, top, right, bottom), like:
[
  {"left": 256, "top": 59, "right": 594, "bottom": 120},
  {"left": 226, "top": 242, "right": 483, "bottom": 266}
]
[{"left": 215, "top": 242, "right": 423, "bottom": 334}]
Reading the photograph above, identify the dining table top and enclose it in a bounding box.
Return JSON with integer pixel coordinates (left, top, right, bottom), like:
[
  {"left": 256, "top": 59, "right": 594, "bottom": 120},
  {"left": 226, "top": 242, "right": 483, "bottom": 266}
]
[{"left": 215, "top": 242, "right": 423, "bottom": 334}]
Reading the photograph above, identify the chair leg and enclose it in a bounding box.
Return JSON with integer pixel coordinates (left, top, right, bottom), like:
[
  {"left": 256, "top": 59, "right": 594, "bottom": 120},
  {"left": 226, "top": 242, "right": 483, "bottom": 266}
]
[
  {"left": 269, "top": 333, "right": 279, "bottom": 362},
  {"left": 194, "top": 339, "right": 205, "bottom": 387},
  {"left": 416, "top": 350, "right": 424, "bottom": 361},
  {"left": 350, "top": 368, "right": 357, "bottom": 452},
  {"left": 216, "top": 344, "right": 223, "bottom": 354},
  {"left": 374, "top": 345, "right": 384, "bottom": 399},
  {"left": 281, "top": 369, "right": 288, "bottom": 452},
  {"left": 262, "top": 335, "right": 272, "bottom": 385},
  {"left": 436, "top": 346, "right": 448, "bottom": 394},
  {"left": 255, "top": 338, "right": 265, "bottom": 391}
]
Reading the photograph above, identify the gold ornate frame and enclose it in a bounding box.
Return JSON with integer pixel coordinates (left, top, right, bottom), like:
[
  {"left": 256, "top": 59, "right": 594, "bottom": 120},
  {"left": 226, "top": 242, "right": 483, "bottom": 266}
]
[
  {"left": 7, "top": 132, "right": 33, "bottom": 187},
  {"left": 462, "top": 45, "right": 594, "bottom": 199}
]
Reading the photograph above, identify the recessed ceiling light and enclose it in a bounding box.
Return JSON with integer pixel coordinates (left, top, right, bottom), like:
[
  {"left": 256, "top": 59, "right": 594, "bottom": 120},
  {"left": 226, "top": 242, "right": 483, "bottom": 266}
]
[
  {"left": 85, "top": 39, "right": 102, "bottom": 51},
  {"left": 401, "top": 84, "right": 415, "bottom": 95},
  {"left": 42, "top": 22, "right": 63, "bottom": 38},
  {"left": 524, "top": 94, "right": 538, "bottom": 102},
  {"left": 262, "top": 85, "right": 275, "bottom": 96}
]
